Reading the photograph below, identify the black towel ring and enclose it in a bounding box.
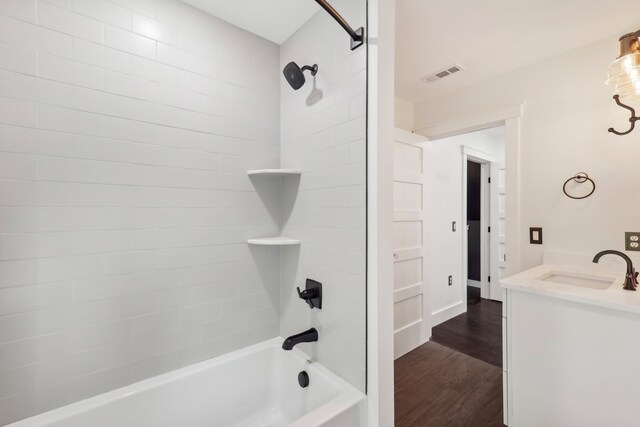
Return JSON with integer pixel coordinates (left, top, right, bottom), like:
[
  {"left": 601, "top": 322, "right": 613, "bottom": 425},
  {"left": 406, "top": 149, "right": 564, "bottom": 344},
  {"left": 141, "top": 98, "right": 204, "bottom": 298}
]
[{"left": 563, "top": 172, "right": 595, "bottom": 200}]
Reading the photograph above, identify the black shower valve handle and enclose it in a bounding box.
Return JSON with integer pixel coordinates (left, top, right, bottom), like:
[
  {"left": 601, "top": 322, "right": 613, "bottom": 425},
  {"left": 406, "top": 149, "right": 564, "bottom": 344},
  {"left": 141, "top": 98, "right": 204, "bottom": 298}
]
[
  {"left": 295, "top": 279, "right": 323, "bottom": 309},
  {"left": 296, "top": 286, "right": 317, "bottom": 308}
]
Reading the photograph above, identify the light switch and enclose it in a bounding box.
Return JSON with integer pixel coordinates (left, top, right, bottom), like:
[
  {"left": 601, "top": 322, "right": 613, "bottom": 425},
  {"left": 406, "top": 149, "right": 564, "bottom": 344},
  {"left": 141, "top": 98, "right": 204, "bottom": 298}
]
[{"left": 530, "top": 227, "right": 543, "bottom": 244}]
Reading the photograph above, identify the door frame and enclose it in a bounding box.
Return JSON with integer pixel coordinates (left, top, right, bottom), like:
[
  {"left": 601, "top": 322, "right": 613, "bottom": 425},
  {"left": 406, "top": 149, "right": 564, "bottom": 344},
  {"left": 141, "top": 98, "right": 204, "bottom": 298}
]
[
  {"left": 461, "top": 147, "right": 495, "bottom": 304},
  {"left": 415, "top": 104, "right": 523, "bottom": 279}
]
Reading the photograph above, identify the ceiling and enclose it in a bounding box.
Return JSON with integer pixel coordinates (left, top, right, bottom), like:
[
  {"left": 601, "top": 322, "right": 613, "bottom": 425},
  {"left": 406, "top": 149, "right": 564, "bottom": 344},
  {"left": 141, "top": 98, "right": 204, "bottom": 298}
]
[
  {"left": 180, "top": 0, "right": 318, "bottom": 44},
  {"left": 396, "top": 0, "right": 640, "bottom": 103},
  {"left": 477, "top": 125, "right": 504, "bottom": 140}
]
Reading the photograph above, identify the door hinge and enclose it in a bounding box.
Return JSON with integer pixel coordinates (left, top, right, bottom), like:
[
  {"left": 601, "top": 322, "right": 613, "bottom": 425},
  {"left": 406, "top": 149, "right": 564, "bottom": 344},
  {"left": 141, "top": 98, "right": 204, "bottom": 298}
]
[
  {"left": 488, "top": 177, "right": 491, "bottom": 183},
  {"left": 488, "top": 226, "right": 491, "bottom": 233},
  {"left": 488, "top": 276, "right": 491, "bottom": 283}
]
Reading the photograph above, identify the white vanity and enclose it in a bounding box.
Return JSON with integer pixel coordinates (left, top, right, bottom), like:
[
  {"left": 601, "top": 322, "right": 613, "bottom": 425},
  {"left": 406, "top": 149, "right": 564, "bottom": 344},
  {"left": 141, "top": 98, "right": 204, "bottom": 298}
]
[{"left": 500, "top": 257, "right": 640, "bottom": 427}]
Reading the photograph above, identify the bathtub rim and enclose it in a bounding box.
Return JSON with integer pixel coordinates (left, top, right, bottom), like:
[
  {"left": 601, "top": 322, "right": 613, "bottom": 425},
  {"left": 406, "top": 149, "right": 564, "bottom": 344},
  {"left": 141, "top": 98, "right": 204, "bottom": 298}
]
[{"left": 7, "top": 337, "right": 365, "bottom": 427}]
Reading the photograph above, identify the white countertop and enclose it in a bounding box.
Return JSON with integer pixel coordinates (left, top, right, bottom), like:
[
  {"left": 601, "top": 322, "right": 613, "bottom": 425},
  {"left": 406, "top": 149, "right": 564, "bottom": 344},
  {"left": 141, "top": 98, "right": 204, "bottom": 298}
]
[{"left": 500, "top": 263, "right": 640, "bottom": 314}]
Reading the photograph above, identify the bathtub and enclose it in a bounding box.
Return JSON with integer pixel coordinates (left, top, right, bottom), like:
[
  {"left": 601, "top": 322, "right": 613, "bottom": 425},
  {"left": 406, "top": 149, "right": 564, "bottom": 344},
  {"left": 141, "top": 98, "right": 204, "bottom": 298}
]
[{"left": 8, "top": 338, "right": 365, "bottom": 427}]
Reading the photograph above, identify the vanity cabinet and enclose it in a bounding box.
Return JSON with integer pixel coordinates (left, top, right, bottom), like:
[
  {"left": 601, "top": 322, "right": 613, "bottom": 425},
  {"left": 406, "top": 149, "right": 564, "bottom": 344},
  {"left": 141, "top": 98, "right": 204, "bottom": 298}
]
[{"left": 502, "top": 267, "right": 640, "bottom": 427}]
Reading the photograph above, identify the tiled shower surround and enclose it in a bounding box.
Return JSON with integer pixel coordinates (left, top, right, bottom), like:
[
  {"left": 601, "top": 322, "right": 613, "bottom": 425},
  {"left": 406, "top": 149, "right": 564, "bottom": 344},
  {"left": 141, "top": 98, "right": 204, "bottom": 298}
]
[
  {"left": 280, "top": 0, "right": 367, "bottom": 390},
  {"left": 0, "top": 0, "right": 366, "bottom": 423},
  {"left": 0, "top": 0, "right": 281, "bottom": 423}
]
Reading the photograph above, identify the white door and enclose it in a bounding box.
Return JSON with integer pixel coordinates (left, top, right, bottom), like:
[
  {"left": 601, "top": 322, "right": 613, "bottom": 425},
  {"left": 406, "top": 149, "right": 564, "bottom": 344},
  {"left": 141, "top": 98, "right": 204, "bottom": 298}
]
[
  {"left": 490, "top": 162, "right": 506, "bottom": 301},
  {"left": 392, "top": 129, "right": 431, "bottom": 359}
]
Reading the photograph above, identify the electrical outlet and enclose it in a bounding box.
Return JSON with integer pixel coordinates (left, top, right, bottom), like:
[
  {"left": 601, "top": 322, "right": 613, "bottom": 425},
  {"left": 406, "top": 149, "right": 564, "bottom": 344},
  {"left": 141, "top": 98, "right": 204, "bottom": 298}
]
[
  {"left": 625, "top": 232, "right": 640, "bottom": 251},
  {"left": 448, "top": 275, "right": 453, "bottom": 286}
]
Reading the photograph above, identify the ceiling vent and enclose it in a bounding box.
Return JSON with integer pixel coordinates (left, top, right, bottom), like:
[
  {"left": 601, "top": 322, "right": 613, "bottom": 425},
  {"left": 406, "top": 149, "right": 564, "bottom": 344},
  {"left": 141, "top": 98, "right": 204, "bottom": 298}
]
[{"left": 420, "top": 64, "right": 465, "bottom": 83}]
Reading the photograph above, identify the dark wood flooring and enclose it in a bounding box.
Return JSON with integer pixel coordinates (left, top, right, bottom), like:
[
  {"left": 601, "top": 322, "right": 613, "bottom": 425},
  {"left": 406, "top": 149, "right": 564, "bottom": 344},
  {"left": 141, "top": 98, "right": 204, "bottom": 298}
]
[
  {"left": 467, "top": 285, "right": 481, "bottom": 305},
  {"left": 395, "top": 342, "right": 504, "bottom": 427},
  {"left": 432, "top": 294, "right": 503, "bottom": 368}
]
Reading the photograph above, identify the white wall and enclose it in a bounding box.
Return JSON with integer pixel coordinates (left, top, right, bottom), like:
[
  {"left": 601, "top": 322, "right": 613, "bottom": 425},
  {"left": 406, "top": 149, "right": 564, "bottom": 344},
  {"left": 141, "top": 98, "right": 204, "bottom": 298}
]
[
  {"left": 426, "top": 130, "right": 504, "bottom": 324},
  {"left": 0, "top": 0, "right": 282, "bottom": 424},
  {"left": 415, "top": 36, "right": 640, "bottom": 272},
  {"left": 394, "top": 96, "right": 414, "bottom": 131},
  {"left": 279, "top": 0, "right": 367, "bottom": 391},
  {"left": 366, "top": 0, "right": 396, "bottom": 424}
]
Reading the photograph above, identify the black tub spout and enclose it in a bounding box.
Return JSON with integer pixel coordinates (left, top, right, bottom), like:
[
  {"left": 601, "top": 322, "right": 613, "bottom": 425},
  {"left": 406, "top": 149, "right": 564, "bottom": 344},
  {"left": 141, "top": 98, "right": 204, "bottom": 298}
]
[{"left": 282, "top": 328, "right": 318, "bottom": 350}]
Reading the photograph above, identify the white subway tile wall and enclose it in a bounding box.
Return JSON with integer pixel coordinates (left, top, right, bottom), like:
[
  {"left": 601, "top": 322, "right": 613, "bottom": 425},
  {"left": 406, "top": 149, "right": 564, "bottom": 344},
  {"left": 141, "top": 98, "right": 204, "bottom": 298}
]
[
  {"left": 280, "top": 0, "right": 367, "bottom": 391},
  {"left": 0, "top": 0, "right": 282, "bottom": 423}
]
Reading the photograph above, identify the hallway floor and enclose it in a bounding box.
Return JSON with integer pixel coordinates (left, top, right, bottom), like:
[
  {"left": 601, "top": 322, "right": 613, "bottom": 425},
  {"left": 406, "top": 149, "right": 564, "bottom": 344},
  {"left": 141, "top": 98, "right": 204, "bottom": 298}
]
[
  {"left": 395, "top": 295, "right": 505, "bottom": 426},
  {"left": 432, "top": 295, "right": 503, "bottom": 368},
  {"left": 394, "top": 342, "right": 504, "bottom": 426}
]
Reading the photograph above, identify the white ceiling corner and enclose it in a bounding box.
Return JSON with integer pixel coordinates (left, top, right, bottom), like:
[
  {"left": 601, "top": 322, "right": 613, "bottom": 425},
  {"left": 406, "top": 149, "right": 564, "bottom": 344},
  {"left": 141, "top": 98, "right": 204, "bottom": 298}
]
[{"left": 180, "top": 0, "right": 319, "bottom": 44}]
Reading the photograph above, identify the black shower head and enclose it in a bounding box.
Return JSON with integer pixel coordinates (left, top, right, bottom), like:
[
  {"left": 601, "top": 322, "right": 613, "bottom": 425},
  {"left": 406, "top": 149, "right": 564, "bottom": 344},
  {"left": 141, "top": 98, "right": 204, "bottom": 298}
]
[{"left": 283, "top": 61, "right": 318, "bottom": 90}]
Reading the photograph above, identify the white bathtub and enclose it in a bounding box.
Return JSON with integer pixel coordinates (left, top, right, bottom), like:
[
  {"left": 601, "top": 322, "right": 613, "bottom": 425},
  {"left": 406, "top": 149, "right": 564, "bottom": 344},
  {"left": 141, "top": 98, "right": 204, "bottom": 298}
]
[{"left": 8, "top": 338, "right": 365, "bottom": 427}]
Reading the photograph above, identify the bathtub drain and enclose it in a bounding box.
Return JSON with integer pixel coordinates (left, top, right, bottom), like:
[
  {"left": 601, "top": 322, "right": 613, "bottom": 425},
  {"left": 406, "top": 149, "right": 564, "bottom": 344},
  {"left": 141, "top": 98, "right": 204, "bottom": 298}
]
[{"left": 298, "top": 371, "right": 310, "bottom": 388}]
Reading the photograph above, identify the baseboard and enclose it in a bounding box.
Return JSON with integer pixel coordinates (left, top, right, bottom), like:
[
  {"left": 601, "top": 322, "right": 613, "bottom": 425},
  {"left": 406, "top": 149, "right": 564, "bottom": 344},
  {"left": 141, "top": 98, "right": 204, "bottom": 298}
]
[
  {"left": 393, "top": 321, "right": 431, "bottom": 360},
  {"left": 467, "top": 280, "right": 481, "bottom": 288},
  {"left": 431, "top": 301, "right": 466, "bottom": 327}
]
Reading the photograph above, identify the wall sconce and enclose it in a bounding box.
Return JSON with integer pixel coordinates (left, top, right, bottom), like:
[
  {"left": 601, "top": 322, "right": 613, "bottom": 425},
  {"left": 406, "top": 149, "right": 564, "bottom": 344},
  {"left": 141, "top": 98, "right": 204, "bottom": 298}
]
[{"left": 606, "top": 30, "right": 640, "bottom": 135}]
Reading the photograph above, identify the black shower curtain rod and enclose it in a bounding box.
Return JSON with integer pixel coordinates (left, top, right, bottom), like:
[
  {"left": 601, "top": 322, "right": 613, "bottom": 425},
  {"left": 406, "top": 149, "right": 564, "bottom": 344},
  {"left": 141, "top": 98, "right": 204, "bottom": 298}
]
[{"left": 314, "top": 0, "right": 365, "bottom": 50}]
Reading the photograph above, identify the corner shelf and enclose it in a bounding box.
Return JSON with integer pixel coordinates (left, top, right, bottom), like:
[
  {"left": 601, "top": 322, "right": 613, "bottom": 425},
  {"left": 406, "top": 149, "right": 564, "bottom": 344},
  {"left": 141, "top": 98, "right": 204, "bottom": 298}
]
[
  {"left": 247, "top": 168, "right": 302, "bottom": 247},
  {"left": 247, "top": 169, "right": 302, "bottom": 176},
  {"left": 247, "top": 237, "right": 301, "bottom": 246}
]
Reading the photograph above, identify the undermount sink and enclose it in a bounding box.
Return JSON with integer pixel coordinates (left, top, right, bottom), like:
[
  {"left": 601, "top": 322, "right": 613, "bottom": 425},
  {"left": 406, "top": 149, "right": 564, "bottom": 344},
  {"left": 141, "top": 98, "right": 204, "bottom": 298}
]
[{"left": 537, "top": 271, "right": 616, "bottom": 290}]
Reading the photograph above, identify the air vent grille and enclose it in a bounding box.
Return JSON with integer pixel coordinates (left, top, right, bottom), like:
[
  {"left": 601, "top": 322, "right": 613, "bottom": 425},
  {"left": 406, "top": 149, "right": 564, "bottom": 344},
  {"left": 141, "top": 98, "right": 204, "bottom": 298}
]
[{"left": 421, "top": 64, "right": 465, "bottom": 83}]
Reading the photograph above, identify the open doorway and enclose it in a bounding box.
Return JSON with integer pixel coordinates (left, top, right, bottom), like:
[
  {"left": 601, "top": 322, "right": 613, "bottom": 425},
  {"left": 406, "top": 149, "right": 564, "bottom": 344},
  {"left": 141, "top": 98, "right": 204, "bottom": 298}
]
[
  {"left": 461, "top": 131, "right": 507, "bottom": 307},
  {"left": 391, "top": 124, "right": 506, "bottom": 361},
  {"left": 425, "top": 125, "right": 506, "bottom": 328},
  {"left": 394, "top": 101, "right": 520, "bottom": 427},
  {"left": 394, "top": 124, "right": 508, "bottom": 426},
  {"left": 466, "top": 159, "right": 483, "bottom": 305}
]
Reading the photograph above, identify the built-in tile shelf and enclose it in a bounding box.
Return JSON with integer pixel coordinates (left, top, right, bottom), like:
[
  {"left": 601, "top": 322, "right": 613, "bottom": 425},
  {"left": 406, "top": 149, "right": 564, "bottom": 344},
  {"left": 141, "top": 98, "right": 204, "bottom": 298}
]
[
  {"left": 247, "top": 237, "right": 301, "bottom": 246},
  {"left": 247, "top": 169, "right": 302, "bottom": 247},
  {"left": 246, "top": 169, "right": 302, "bottom": 176}
]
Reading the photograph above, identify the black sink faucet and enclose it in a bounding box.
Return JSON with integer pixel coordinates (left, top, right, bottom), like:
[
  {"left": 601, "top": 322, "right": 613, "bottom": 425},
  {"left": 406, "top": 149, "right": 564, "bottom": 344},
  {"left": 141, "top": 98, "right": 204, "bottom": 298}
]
[
  {"left": 282, "top": 328, "right": 318, "bottom": 350},
  {"left": 592, "top": 250, "right": 638, "bottom": 291}
]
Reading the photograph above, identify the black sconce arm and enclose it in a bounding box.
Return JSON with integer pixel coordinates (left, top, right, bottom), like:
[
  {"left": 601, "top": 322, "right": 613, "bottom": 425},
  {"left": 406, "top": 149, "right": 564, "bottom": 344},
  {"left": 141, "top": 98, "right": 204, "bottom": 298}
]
[{"left": 609, "top": 94, "right": 640, "bottom": 136}]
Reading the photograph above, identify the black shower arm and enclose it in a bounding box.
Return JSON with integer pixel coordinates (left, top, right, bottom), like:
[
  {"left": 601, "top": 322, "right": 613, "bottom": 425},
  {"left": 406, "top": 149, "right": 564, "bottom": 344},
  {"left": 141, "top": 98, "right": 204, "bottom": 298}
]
[
  {"left": 315, "top": 0, "right": 364, "bottom": 50},
  {"left": 301, "top": 65, "right": 317, "bottom": 75}
]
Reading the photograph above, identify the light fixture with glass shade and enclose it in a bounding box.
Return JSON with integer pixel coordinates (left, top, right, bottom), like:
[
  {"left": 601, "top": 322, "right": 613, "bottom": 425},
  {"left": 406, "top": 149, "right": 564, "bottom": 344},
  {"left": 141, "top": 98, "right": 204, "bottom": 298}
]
[{"left": 606, "top": 30, "right": 640, "bottom": 135}]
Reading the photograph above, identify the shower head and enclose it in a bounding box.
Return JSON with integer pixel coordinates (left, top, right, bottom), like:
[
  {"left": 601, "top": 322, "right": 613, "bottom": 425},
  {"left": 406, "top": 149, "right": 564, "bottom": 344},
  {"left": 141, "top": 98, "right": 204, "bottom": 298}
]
[{"left": 283, "top": 61, "right": 318, "bottom": 90}]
